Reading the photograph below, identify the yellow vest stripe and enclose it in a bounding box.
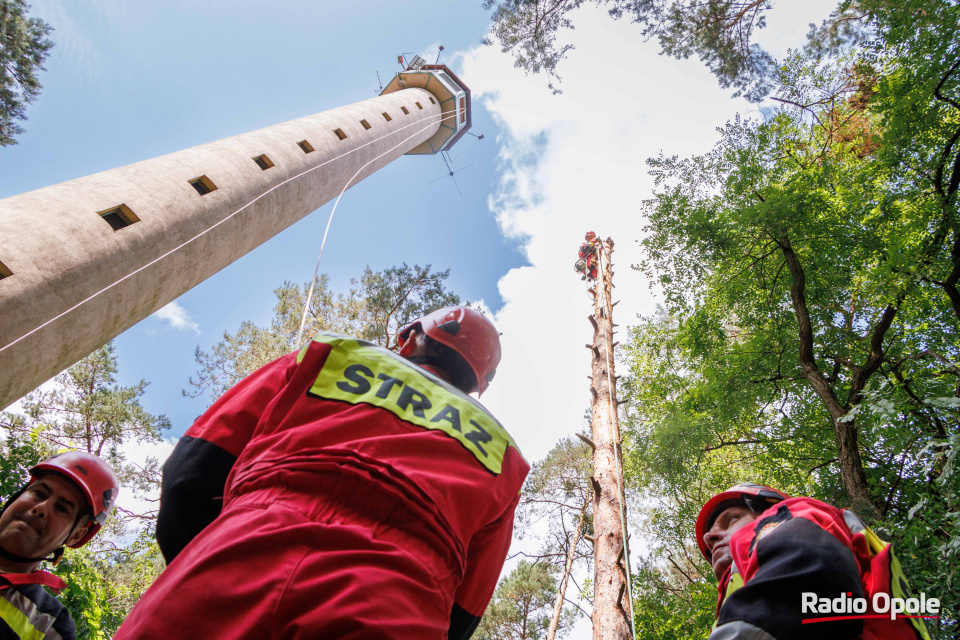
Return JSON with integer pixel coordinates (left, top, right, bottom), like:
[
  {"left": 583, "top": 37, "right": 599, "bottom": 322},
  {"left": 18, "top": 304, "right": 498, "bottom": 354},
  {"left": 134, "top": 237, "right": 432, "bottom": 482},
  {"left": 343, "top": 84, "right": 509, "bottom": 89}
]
[
  {"left": 0, "top": 596, "right": 46, "bottom": 640},
  {"left": 300, "top": 334, "right": 518, "bottom": 474}
]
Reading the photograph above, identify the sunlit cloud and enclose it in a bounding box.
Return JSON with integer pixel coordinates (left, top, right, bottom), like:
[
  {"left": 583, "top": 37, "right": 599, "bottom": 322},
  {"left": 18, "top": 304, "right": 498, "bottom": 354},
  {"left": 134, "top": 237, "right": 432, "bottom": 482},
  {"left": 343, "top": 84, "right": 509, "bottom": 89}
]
[{"left": 153, "top": 301, "right": 200, "bottom": 334}]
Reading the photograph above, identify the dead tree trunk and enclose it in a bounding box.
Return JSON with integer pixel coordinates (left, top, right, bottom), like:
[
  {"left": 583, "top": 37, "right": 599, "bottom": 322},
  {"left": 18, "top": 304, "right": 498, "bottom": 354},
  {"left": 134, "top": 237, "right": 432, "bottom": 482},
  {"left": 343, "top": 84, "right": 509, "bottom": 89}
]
[
  {"left": 587, "top": 237, "right": 633, "bottom": 639},
  {"left": 546, "top": 502, "right": 587, "bottom": 640}
]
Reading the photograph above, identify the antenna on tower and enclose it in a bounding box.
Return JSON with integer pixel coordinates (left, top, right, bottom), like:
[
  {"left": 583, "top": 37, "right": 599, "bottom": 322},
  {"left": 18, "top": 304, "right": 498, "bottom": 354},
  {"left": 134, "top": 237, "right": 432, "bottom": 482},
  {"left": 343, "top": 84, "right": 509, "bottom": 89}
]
[
  {"left": 465, "top": 131, "right": 485, "bottom": 140},
  {"left": 429, "top": 151, "right": 472, "bottom": 197},
  {"left": 435, "top": 45, "right": 444, "bottom": 64},
  {"left": 374, "top": 71, "right": 384, "bottom": 94}
]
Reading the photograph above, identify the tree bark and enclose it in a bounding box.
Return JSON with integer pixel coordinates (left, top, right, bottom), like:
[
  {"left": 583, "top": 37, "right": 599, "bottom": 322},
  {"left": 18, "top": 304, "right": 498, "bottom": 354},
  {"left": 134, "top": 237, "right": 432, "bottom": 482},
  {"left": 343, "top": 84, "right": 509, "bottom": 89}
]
[
  {"left": 589, "top": 238, "right": 633, "bottom": 639},
  {"left": 546, "top": 501, "right": 587, "bottom": 640},
  {"left": 777, "top": 233, "right": 877, "bottom": 514}
]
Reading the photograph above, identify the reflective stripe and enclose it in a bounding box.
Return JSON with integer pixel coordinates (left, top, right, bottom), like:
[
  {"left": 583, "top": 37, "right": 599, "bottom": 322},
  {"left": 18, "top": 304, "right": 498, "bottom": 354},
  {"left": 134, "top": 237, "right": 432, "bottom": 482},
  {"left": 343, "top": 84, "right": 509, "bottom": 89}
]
[
  {"left": 0, "top": 593, "right": 47, "bottom": 640},
  {"left": 300, "top": 334, "right": 517, "bottom": 474},
  {"left": 713, "top": 568, "right": 744, "bottom": 630},
  {"left": 843, "top": 511, "right": 931, "bottom": 640}
]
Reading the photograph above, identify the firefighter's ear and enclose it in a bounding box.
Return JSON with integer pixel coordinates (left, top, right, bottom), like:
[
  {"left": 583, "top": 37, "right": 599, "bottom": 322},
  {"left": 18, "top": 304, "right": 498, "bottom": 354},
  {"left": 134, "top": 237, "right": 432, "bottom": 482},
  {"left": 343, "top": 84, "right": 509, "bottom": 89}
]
[
  {"left": 65, "top": 516, "right": 93, "bottom": 548},
  {"left": 398, "top": 327, "right": 421, "bottom": 358}
]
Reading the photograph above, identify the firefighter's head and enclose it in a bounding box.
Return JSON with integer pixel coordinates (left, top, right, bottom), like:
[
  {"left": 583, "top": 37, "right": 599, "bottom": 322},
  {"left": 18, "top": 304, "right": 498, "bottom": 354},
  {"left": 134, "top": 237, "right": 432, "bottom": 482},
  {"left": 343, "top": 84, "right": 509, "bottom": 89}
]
[
  {"left": 0, "top": 451, "right": 119, "bottom": 571},
  {"left": 695, "top": 483, "right": 790, "bottom": 580},
  {"left": 397, "top": 306, "right": 501, "bottom": 395}
]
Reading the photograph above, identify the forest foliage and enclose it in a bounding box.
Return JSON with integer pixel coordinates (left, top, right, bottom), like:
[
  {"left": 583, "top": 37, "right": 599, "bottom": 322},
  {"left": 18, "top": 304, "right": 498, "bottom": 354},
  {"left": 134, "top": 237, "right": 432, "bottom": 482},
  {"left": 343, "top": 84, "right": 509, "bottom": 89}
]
[
  {"left": 613, "top": 0, "right": 960, "bottom": 636},
  {"left": 0, "top": 343, "right": 169, "bottom": 639},
  {"left": 0, "top": 0, "right": 53, "bottom": 145},
  {"left": 487, "top": 0, "right": 959, "bottom": 636}
]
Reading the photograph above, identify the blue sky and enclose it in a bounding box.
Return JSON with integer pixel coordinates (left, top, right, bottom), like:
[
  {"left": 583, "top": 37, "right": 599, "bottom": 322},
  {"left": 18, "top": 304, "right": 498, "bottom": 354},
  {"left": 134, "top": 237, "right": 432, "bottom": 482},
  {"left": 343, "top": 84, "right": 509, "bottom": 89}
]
[
  {"left": 2, "top": 0, "right": 839, "bottom": 634},
  {"left": 1, "top": 0, "right": 522, "bottom": 432}
]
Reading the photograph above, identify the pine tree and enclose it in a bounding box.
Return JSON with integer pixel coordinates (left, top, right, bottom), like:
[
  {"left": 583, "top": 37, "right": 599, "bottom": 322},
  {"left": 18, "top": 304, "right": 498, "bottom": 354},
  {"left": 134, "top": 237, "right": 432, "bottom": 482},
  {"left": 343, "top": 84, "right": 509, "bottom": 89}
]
[{"left": 0, "top": 0, "right": 54, "bottom": 145}]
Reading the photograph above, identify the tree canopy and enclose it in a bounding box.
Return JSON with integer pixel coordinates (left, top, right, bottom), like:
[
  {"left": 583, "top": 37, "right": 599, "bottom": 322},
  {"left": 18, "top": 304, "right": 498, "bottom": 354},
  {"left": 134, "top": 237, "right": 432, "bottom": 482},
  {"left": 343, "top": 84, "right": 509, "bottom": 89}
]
[
  {"left": 0, "top": 0, "right": 53, "bottom": 145},
  {"left": 619, "top": 0, "right": 960, "bottom": 629},
  {"left": 1, "top": 343, "right": 169, "bottom": 639},
  {"left": 185, "top": 263, "right": 462, "bottom": 403}
]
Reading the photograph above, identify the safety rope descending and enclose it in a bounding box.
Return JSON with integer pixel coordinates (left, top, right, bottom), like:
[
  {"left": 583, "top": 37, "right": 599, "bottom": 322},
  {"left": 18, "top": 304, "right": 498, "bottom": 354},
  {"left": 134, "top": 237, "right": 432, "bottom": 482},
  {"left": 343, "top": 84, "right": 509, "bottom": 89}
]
[
  {"left": 0, "top": 107, "right": 465, "bottom": 358},
  {"left": 596, "top": 246, "right": 637, "bottom": 640},
  {"left": 295, "top": 106, "right": 464, "bottom": 347}
]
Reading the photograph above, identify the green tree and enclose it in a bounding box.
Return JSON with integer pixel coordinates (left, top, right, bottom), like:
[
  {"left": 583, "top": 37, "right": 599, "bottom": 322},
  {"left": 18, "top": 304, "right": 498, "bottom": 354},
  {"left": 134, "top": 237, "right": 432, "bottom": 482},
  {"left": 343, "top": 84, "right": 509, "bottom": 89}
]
[
  {"left": 4, "top": 342, "right": 171, "bottom": 522},
  {"left": 186, "top": 263, "right": 462, "bottom": 403},
  {"left": 0, "top": 0, "right": 53, "bottom": 145},
  {"left": 622, "top": 30, "right": 960, "bottom": 627},
  {"left": 514, "top": 437, "right": 594, "bottom": 637},
  {"left": 0, "top": 343, "right": 170, "bottom": 638},
  {"left": 484, "top": 0, "right": 804, "bottom": 98},
  {"left": 475, "top": 560, "right": 575, "bottom": 640}
]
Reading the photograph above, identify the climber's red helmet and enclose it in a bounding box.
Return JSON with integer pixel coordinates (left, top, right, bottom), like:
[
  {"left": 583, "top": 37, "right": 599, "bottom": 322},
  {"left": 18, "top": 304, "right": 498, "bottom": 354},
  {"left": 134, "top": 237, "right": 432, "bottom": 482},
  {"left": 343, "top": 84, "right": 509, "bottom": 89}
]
[
  {"left": 695, "top": 483, "right": 790, "bottom": 561},
  {"left": 30, "top": 451, "right": 120, "bottom": 547},
  {"left": 585, "top": 231, "right": 597, "bottom": 242},
  {"left": 398, "top": 306, "right": 501, "bottom": 395}
]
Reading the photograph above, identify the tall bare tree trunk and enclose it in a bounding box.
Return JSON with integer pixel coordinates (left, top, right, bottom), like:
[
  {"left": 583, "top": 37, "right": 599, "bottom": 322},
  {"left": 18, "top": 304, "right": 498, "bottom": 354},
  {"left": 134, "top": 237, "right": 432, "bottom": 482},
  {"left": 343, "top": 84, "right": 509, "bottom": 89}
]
[
  {"left": 546, "top": 502, "right": 587, "bottom": 640},
  {"left": 588, "top": 238, "right": 633, "bottom": 639}
]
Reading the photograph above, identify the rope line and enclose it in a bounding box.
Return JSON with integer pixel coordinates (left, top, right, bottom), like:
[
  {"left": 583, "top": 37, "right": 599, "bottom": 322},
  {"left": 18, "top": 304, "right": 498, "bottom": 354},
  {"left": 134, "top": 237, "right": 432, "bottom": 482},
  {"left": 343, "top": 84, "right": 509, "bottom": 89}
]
[
  {"left": 596, "top": 245, "right": 637, "bottom": 640},
  {"left": 294, "top": 108, "right": 463, "bottom": 345},
  {"left": 0, "top": 104, "right": 462, "bottom": 357}
]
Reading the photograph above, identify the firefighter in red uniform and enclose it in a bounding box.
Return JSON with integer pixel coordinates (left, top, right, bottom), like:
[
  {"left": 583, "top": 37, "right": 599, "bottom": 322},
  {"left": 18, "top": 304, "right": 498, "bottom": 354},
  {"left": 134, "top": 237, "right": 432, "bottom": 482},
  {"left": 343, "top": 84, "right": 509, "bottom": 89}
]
[
  {"left": 575, "top": 231, "right": 600, "bottom": 281},
  {"left": 0, "top": 451, "right": 119, "bottom": 640},
  {"left": 115, "top": 306, "right": 528, "bottom": 640},
  {"left": 696, "top": 483, "right": 933, "bottom": 640}
]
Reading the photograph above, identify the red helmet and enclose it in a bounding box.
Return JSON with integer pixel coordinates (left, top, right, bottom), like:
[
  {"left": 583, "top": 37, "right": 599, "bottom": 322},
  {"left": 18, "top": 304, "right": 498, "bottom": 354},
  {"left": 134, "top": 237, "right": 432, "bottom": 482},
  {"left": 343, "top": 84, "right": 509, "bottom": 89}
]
[
  {"left": 31, "top": 451, "right": 119, "bottom": 547},
  {"left": 695, "top": 483, "right": 790, "bottom": 561},
  {"left": 585, "top": 231, "right": 597, "bottom": 242},
  {"left": 398, "top": 306, "right": 501, "bottom": 395}
]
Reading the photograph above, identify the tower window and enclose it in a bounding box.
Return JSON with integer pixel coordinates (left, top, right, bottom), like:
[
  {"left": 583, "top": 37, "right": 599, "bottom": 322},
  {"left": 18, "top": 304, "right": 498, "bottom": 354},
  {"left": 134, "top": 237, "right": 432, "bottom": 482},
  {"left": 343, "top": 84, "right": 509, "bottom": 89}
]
[
  {"left": 429, "top": 97, "right": 435, "bottom": 104},
  {"left": 0, "top": 260, "right": 12, "bottom": 280},
  {"left": 98, "top": 204, "right": 140, "bottom": 231},
  {"left": 400, "top": 106, "right": 409, "bottom": 115},
  {"left": 415, "top": 102, "right": 423, "bottom": 110},
  {"left": 253, "top": 155, "right": 275, "bottom": 170},
  {"left": 460, "top": 97, "right": 466, "bottom": 123},
  {"left": 382, "top": 112, "right": 392, "bottom": 121},
  {"left": 298, "top": 140, "right": 315, "bottom": 154},
  {"left": 189, "top": 175, "right": 217, "bottom": 195},
  {"left": 360, "top": 119, "right": 371, "bottom": 130},
  {"left": 333, "top": 128, "right": 347, "bottom": 140}
]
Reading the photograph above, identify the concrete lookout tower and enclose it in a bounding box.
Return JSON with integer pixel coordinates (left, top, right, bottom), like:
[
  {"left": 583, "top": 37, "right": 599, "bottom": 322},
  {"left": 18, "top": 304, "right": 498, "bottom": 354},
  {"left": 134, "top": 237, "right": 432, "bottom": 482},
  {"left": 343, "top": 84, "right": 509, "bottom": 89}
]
[{"left": 0, "top": 60, "right": 472, "bottom": 410}]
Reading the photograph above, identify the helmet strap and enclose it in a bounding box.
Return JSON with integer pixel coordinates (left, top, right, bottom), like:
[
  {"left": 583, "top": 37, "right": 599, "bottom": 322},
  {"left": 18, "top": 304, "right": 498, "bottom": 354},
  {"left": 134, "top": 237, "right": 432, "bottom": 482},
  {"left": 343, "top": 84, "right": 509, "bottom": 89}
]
[
  {"left": 0, "top": 543, "right": 55, "bottom": 565},
  {"left": 405, "top": 355, "right": 448, "bottom": 379}
]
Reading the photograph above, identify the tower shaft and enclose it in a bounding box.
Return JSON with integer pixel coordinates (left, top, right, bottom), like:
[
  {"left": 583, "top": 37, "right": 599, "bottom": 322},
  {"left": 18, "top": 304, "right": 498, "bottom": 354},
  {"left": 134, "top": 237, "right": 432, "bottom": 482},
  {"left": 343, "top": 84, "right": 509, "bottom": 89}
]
[{"left": 0, "top": 80, "right": 461, "bottom": 409}]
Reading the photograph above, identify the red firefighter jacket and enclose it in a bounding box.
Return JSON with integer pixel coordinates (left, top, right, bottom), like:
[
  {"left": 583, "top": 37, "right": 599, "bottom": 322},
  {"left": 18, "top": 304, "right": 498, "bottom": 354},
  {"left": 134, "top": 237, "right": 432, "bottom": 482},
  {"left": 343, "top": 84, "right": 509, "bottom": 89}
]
[
  {"left": 712, "top": 497, "right": 933, "bottom": 640},
  {"left": 156, "top": 334, "right": 529, "bottom": 639}
]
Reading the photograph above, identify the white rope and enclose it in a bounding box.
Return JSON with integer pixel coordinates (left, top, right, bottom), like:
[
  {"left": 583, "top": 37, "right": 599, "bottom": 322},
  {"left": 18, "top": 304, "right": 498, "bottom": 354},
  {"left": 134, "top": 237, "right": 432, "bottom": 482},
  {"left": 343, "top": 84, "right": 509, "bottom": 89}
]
[
  {"left": 596, "top": 244, "right": 637, "bottom": 640},
  {"left": 295, "top": 106, "right": 463, "bottom": 347},
  {"left": 0, "top": 105, "right": 461, "bottom": 357}
]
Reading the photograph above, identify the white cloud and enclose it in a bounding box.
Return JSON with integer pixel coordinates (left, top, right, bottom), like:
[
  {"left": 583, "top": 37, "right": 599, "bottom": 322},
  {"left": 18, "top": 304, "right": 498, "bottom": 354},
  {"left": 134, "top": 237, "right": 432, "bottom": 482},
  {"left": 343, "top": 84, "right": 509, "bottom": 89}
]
[
  {"left": 153, "top": 301, "right": 200, "bottom": 334},
  {"left": 457, "top": 3, "right": 839, "bottom": 633},
  {"left": 463, "top": 6, "right": 752, "bottom": 465}
]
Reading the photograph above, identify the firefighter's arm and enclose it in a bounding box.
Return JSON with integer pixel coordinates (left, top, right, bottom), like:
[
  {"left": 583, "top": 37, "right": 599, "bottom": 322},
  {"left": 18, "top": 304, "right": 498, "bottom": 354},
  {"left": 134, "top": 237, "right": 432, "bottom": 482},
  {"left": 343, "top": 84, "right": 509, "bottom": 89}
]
[
  {"left": 710, "top": 510, "right": 865, "bottom": 640},
  {"left": 448, "top": 496, "right": 520, "bottom": 640},
  {"left": 156, "top": 351, "right": 301, "bottom": 563}
]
